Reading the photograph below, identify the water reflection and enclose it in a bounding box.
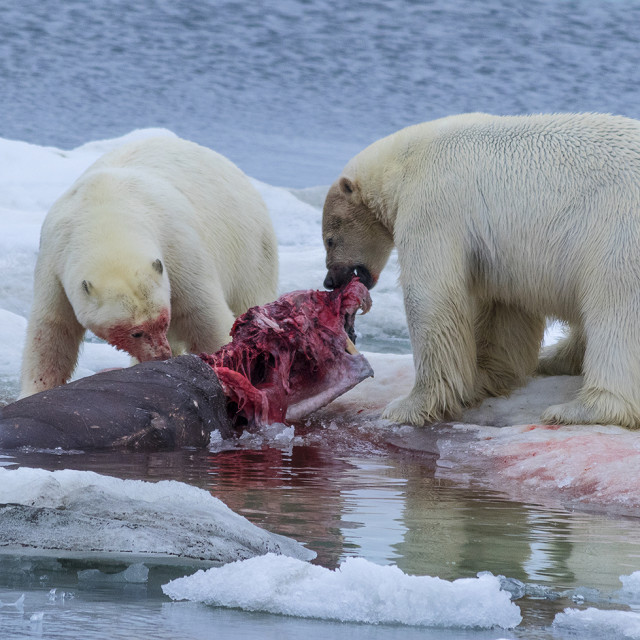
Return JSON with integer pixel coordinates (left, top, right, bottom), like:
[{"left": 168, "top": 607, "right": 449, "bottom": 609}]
[
  {"left": 206, "top": 447, "right": 352, "bottom": 567},
  {"left": 0, "top": 438, "right": 640, "bottom": 638},
  {"left": 4, "top": 442, "right": 640, "bottom": 598}
]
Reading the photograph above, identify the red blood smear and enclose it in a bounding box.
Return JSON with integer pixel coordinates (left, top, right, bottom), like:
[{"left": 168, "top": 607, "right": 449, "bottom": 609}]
[
  {"left": 105, "top": 311, "right": 171, "bottom": 361},
  {"left": 200, "top": 279, "right": 371, "bottom": 427}
]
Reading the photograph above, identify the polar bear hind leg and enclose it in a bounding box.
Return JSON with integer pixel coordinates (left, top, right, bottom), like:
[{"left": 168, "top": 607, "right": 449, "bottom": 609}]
[
  {"left": 542, "top": 285, "right": 640, "bottom": 429},
  {"left": 537, "top": 325, "right": 585, "bottom": 376},
  {"left": 474, "top": 301, "right": 545, "bottom": 402}
]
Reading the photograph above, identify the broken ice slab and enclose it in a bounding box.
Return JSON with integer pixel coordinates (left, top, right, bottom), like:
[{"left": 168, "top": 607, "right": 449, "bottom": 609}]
[{"left": 0, "top": 467, "right": 315, "bottom": 565}]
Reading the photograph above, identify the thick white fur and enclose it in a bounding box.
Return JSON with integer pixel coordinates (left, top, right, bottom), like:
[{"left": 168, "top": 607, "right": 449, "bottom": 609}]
[
  {"left": 20, "top": 136, "right": 278, "bottom": 398},
  {"left": 324, "top": 113, "right": 640, "bottom": 428}
]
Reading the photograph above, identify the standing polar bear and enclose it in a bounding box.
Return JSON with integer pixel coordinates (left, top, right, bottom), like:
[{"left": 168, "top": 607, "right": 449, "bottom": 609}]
[
  {"left": 322, "top": 112, "right": 640, "bottom": 429},
  {"left": 20, "top": 135, "right": 278, "bottom": 398}
]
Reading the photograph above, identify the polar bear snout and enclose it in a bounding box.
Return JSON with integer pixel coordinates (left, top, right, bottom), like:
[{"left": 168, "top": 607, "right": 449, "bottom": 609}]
[
  {"left": 112, "top": 330, "right": 172, "bottom": 363},
  {"left": 324, "top": 264, "right": 375, "bottom": 290},
  {"left": 131, "top": 332, "right": 173, "bottom": 363},
  {"left": 104, "top": 311, "right": 173, "bottom": 362}
]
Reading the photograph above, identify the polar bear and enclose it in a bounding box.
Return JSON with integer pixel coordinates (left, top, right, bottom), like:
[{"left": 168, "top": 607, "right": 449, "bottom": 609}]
[
  {"left": 19, "top": 135, "right": 278, "bottom": 398},
  {"left": 322, "top": 112, "right": 640, "bottom": 429}
]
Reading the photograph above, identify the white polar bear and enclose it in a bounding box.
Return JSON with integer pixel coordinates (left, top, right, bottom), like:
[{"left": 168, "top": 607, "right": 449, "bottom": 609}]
[
  {"left": 322, "top": 112, "right": 640, "bottom": 429},
  {"left": 20, "top": 135, "right": 278, "bottom": 398}
]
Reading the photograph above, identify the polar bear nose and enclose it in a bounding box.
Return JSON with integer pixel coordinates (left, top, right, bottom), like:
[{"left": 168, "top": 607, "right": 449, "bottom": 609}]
[
  {"left": 324, "top": 265, "right": 357, "bottom": 290},
  {"left": 323, "top": 272, "right": 337, "bottom": 290},
  {"left": 152, "top": 337, "right": 172, "bottom": 360}
]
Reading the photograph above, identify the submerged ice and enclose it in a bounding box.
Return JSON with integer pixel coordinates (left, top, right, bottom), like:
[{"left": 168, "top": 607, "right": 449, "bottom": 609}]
[
  {"left": 162, "top": 553, "right": 522, "bottom": 629},
  {"left": 0, "top": 467, "right": 314, "bottom": 563}
]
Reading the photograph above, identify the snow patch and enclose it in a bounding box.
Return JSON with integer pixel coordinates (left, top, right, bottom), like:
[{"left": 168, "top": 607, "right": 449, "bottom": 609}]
[{"left": 78, "top": 563, "right": 149, "bottom": 584}]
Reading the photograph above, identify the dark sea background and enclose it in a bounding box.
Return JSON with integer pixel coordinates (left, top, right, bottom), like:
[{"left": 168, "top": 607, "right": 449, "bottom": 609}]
[{"left": 2, "top": 0, "right": 640, "bottom": 187}]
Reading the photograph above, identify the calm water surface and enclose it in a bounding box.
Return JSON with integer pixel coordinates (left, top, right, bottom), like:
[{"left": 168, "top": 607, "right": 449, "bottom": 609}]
[{"left": 1, "top": 436, "right": 639, "bottom": 639}]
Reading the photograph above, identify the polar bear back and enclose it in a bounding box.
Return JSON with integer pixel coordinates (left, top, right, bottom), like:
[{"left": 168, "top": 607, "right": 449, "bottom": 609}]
[
  {"left": 352, "top": 113, "right": 640, "bottom": 321},
  {"left": 48, "top": 135, "right": 277, "bottom": 317}
]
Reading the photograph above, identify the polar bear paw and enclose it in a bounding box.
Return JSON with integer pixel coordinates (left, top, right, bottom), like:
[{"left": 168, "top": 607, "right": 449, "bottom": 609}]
[
  {"left": 381, "top": 394, "right": 440, "bottom": 427},
  {"left": 541, "top": 400, "right": 596, "bottom": 426},
  {"left": 541, "top": 392, "right": 640, "bottom": 430}
]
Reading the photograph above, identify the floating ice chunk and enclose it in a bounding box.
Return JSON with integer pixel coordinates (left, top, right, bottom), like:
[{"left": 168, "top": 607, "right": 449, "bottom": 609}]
[
  {"left": 553, "top": 607, "right": 640, "bottom": 639},
  {"left": 485, "top": 574, "right": 526, "bottom": 600},
  {"left": 619, "top": 571, "right": 640, "bottom": 603},
  {"left": 0, "top": 593, "right": 24, "bottom": 610},
  {"left": 232, "top": 423, "right": 303, "bottom": 452},
  {"left": 0, "top": 455, "right": 15, "bottom": 468},
  {"left": 0, "top": 468, "right": 314, "bottom": 563},
  {"left": 78, "top": 563, "right": 149, "bottom": 584},
  {"left": 163, "top": 554, "right": 522, "bottom": 629}
]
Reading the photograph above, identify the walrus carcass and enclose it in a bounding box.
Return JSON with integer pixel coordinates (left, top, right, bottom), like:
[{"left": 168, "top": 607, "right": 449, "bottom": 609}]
[{"left": 0, "top": 280, "right": 373, "bottom": 450}]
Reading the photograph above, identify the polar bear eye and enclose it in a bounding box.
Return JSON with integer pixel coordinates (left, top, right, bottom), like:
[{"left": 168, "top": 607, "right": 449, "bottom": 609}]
[{"left": 131, "top": 331, "right": 143, "bottom": 338}]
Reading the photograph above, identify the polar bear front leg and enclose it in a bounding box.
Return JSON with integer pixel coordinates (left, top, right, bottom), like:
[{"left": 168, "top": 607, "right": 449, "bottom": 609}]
[
  {"left": 382, "top": 249, "right": 477, "bottom": 426},
  {"left": 19, "top": 279, "right": 85, "bottom": 398}
]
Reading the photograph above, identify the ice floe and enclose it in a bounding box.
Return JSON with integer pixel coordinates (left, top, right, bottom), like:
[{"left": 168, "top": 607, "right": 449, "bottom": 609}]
[
  {"left": 0, "top": 467, "right": 314, "bottom": 564},
  {"left": 436, "top": 421, "right": 640, "bottom": 514},
  {"left": 162, "top": 553, "right": 522, "bottom": 629},
  {"left": 318, "top": 367, "right": 640, "bottom": 516},
  {"left": 553, "top": 607, "right": 640, "bottom": 639}
]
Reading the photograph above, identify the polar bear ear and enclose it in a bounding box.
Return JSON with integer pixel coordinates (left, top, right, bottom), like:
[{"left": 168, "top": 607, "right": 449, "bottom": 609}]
[
  {"left": 339, "top": 177, "right": 357, "bottom": 197},
  {"left": 82, "top": 280, "right": 93, "bottom": 295},
  {"left": 152, "top": 259, "right": 163, "bottom": 275}
]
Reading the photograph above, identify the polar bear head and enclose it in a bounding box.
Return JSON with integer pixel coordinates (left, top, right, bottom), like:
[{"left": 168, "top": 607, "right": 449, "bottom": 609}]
[
  {"left": 322, "top": 177, "right": 394, "bottom": 291},
  {"left": 72, "top": 257, "right": 173, "bottom": 362}
]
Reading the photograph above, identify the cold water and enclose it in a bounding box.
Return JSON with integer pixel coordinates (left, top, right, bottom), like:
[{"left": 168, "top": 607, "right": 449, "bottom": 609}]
[
  {"left": 2, "top": 0, "right": 640, "bottom": 186},
  {"left": 2, "top": 443, "right": 640, "bottom": 640}
]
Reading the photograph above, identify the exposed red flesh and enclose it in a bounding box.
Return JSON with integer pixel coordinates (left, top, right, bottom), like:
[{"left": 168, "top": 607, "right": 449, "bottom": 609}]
[{"left": 200, "top": 279, "right": 373, "bottom": 427}]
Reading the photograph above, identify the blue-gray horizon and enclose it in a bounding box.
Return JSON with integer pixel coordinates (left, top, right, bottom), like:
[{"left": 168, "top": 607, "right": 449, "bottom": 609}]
[{"left": 1, "top": 0, "right": 640, "bottom": 187}]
